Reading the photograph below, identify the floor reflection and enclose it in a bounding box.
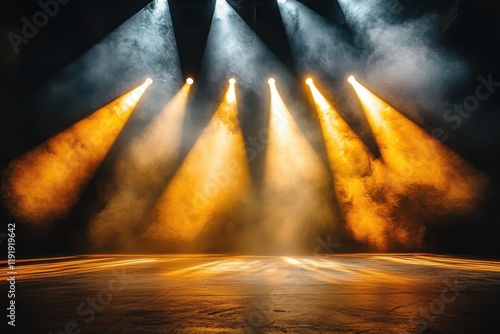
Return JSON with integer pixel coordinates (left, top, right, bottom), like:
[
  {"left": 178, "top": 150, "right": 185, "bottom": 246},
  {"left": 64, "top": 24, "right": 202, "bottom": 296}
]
[{"left": 4, "top": 254, "right": 500, "bottom": 333}]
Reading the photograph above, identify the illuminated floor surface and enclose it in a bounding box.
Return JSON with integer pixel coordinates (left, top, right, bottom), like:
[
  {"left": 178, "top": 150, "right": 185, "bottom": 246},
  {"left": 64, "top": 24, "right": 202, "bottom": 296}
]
[{"left": 6, "top": 254, "right": 500, "bottom": 333}]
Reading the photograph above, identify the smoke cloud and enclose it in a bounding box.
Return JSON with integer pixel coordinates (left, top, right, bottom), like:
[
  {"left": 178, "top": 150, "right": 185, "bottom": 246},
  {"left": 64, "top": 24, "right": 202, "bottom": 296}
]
[
  {"left": 32, "top": 0, "right": 182, "bottom": 128},
  {"left": 338, "top": 0, "right": 469, "bottom": 115}
]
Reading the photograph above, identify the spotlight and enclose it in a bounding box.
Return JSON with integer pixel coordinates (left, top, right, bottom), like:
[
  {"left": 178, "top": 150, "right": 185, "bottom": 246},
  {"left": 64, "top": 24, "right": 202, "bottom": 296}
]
[
  {"left": 347, "top": 76, "right": 356, "bottom": 84},
  {"left": 268, "top": 78, "right": 276, "bottom": 85},
  {"left": 3, "top": 81, "right": 151, "bottom": 223},
  {"left": 186, "top": 78, "right": 194, "bottom": 85},
  {"left": 229, "top": 78, "right": 236, "bottom": 85},
  {"left": 215, "top": 0, "right": 230, "bottom": 18},
  {"left": 306, "top": 78, "right": 313, "bottom": 85},
  {"left": 145, "top": 78, "right": 153, "bottom": 85},
  {"left": 145, "top": 81, "right": 250, "bottom": 244}
]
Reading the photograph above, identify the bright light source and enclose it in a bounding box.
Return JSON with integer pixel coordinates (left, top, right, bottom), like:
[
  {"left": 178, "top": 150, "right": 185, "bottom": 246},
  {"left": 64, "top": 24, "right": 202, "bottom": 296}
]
[
  {"left": 145, "top": 78, "right": 153, "bottom": 86},
  {"left": 268, "top": 78, "right": 276, "bottom": 85},
  {"left": 278, "top": 0, "right": 287, "bottom": 4},
  {"left": 186, "top": 78, "right": 194, "bottom": 85},
  {"left": 306, "top": 78, "right": 313, "bottom": 85},
  {"left": 229, "top": 78, "right": 236, "bottom": 85},
  {"left": 347, "top": 76, "right": 355, "bottom": 84}
]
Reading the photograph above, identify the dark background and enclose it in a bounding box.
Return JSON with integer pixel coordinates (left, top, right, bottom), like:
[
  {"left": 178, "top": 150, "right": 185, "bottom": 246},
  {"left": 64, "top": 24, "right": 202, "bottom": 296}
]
[{"left": 1, "top": 0, "right": 499, "bottom": 257}]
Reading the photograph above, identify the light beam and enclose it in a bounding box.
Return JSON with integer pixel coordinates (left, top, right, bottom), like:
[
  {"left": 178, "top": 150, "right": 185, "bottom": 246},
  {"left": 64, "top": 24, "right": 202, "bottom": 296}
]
[
  {"left": 88, "top": 83, "right": 192, "bottom": 250},
  {"left": 263, "top": 81, "right": 338, "bottom": 253},
  {"left": 2, "top": 79, "right": 152, "bottom": 224},
  {"left": 202, "top": 0, "right": 292, "bottom": 93},
  {"left": 348, "top": 78, "right": 487, "bottom": 216},
  {"left": 144, "top": 81, "right": 252, "bottom": 249}
]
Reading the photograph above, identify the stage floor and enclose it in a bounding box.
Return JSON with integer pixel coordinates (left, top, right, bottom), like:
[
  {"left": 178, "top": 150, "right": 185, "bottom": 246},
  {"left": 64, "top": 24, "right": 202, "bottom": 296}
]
[{"left": 6, "top": 254, "right": 500, "bottom": 333}]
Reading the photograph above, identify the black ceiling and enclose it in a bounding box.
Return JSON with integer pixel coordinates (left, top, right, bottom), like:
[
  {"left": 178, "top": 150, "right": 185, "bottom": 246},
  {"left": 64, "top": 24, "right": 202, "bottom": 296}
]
[
  {"left": 2, "top": 1, "right": 499, "bottom": 88},
  {"left": 1, "top": 0, "right": 500, "bottom": 164}
]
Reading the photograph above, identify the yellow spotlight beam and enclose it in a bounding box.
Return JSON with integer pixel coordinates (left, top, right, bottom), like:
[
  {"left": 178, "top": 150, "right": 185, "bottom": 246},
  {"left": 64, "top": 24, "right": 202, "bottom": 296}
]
[
  {"left": 1, "top": 79, "right": 152, "bottom": 224},
  {"left": 307, "top": 79, "right": 400, "bottom": 250},
  {"left": 145, "top": 79, "right": 252, "bottom": 246},
  {"left": 307, "top": 79, "right": 374, "bottom": 177},
  {"left": 267, "top": 79, "right": 328, "bottom": 188},
  {"left": 349, "top": 77, "right": 487, "bottom": 215},
  {"left": 88, "top": 83, "right": 192, "bottom": 250},
  {"left": 263, "top": 80, "right": 337, "bottom": 253}
]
